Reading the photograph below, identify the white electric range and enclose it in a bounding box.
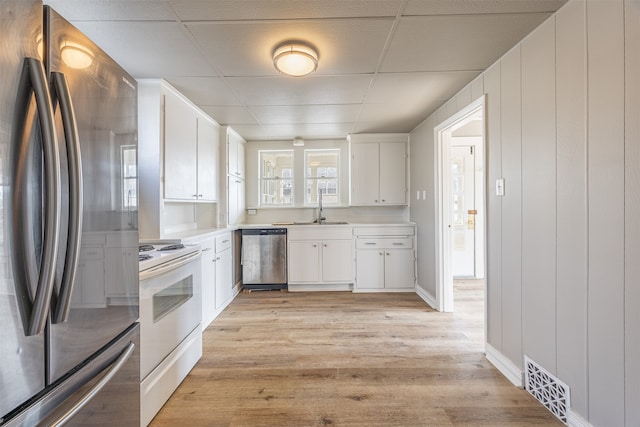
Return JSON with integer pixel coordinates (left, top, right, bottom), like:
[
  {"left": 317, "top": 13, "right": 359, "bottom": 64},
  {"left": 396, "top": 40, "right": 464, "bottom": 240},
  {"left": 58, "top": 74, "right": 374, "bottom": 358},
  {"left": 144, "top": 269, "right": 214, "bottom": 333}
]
[{"left": 137, "top": 240, "right": 202, "bottom": 426}]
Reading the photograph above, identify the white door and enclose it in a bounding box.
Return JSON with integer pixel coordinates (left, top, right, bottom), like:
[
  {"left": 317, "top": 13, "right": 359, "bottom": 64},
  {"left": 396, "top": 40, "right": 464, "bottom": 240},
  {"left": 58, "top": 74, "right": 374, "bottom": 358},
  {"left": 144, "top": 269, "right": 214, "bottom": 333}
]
[{"left": 450, "top": 145, "right": 476, "bottom": 277}]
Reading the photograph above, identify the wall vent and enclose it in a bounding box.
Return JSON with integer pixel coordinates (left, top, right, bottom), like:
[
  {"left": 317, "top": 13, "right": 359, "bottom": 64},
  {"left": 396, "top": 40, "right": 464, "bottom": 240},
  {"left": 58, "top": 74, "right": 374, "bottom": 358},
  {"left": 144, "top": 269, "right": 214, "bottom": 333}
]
[{"left": 524, "top": 356, "right": 570, "bottom": 424}]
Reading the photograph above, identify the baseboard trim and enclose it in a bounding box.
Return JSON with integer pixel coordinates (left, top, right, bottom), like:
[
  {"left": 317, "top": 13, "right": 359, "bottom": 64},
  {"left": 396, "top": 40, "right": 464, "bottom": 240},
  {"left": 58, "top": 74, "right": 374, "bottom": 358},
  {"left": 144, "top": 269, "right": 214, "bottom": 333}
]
[
  {"left": 485, "top": 343, "right": 523, "bottom": 387},
  {"left": 568, "top": 409, "right": 592, "bottom": 427},
  {"left": 415, "top": 286, "right": 437, "bottom": 309}
]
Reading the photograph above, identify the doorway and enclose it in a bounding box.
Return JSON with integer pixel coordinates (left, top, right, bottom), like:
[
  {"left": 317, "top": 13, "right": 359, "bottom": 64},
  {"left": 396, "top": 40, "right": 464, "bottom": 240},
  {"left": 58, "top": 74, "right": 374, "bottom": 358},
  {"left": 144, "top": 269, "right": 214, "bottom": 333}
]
[{"left": 435, "top": 96, "right": 486, "bottom": 313}]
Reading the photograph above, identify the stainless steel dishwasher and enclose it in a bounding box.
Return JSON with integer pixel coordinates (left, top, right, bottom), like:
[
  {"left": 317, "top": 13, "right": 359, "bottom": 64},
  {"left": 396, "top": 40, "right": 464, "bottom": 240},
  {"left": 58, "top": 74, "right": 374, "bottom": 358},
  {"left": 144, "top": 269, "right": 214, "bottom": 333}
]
[{"left": 241, "top": 228, "right": 287, "bottom": 290}]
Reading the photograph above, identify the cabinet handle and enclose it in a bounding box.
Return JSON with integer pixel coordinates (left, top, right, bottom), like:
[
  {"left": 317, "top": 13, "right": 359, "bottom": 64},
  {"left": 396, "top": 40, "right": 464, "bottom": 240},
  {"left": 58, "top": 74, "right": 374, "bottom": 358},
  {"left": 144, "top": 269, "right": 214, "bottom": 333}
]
[
  {"left": 198, "top": 194, "right": 203, "bottom": 197},
  {"left": 202, "top": 247, "right": 212, "bottom": 252},
  {"left": 375, "top": 200, "right": 378, "bottom": 203},
  {"left": 364, "top": 242, "right": 377, "bottom": 246},
  {"left": 381, "top": 199, "right": 386, "bottom": 202},
  {"left": 379, "top": 252, "right": 384, "bottom": 256},
  {"left": 312, "top": 244, "right": 317, "bottom": 248},
  {"left": 392, "top": 242, "right": 404, "bottom": 246},
  {"left": 222, "top": 239, "right": 230, "bottom": 243},
  {"left": 192, "top": 194, "right": 198, "bottom": 198},
  {"left": 386, "top": 252, "right": 390, "bottom": 256},
  {"left": 216, "top": 257, "right": 221, "bottom": 261}
]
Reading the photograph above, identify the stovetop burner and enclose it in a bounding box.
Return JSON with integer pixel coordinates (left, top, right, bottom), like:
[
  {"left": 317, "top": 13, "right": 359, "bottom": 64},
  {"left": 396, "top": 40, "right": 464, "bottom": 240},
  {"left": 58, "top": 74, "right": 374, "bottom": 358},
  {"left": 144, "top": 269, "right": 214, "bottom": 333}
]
[
  {"left": 157, "top": 243, "right": 185, "bottom": 251},
  {"left": 139, "top": 244, "right": 155, "bottom": 252},
  {"left": 139, "top": 254, "right": 153, "bottom": 262}
]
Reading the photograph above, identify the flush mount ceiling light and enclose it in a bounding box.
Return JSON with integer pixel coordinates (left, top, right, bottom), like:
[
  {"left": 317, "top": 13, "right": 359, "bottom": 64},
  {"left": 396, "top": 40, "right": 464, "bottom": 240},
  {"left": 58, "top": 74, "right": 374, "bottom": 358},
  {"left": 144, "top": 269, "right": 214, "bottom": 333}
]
[{"left": 273, "top": 42, "right": 318, "bottom": 77}]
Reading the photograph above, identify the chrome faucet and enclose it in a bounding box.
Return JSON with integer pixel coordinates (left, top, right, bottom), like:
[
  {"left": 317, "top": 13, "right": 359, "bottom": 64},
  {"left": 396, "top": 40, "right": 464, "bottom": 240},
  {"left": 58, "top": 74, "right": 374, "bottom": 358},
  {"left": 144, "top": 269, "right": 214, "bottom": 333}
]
[{"left": 316, "top": 189, "right": 325, "bottom": 224}]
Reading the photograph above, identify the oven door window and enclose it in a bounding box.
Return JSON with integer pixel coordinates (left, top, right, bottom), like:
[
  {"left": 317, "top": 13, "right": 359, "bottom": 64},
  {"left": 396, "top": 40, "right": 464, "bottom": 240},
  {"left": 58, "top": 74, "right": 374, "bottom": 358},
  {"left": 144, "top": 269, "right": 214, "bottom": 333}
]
[{"left": 152, "top": 275, "right": 193, "bottom": 322}]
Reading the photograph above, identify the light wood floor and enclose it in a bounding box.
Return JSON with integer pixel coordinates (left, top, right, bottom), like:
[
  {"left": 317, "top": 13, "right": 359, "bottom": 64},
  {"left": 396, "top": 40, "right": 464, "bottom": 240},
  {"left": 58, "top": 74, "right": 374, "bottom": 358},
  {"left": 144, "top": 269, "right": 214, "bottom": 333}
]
[{"left": 150, "top": 282, "right": 561, "bottom": 426}]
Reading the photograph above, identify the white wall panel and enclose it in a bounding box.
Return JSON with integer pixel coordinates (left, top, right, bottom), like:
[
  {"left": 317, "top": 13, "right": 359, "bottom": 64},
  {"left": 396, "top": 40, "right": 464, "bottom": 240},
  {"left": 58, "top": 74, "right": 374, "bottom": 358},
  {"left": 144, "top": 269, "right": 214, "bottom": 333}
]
[
  {"left": 455, "top": 85, "right": 472, "bottom": 112},
  {"left": 625, "top": 2, "right": 640, "bottom": 424},
  {"left": 520, "top": 17, "right": 557, "bottom": 372},
  {"left": 410, "top": 115, "right": 437, "bottom": 297},
  {"left": 499, "top": 47, "right": 523, "bottom": 368},
  {"left": 587, "top": 1, "right": 625, "bottom": 424},
  {"left": 484, "top": 62, "right": 503, "bottom": 350},
  {"left": 555, "top": 0, "right": 588, "bottom": 417}
]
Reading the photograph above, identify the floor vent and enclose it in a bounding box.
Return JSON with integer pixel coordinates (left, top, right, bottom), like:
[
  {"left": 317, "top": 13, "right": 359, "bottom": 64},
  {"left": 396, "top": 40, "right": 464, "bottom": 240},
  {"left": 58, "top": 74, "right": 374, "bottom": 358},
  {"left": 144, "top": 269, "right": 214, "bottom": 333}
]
[{"left": 524, "top": 356, "right": 570, "bottom": 424}]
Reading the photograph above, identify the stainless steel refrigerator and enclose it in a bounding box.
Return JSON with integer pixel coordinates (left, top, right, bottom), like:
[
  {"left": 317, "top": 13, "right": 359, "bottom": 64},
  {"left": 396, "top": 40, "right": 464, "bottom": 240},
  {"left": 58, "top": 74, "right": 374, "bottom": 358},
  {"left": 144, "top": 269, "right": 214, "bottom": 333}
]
[{"left": 1, "top": 1, "right": 140, "bottom": 425}]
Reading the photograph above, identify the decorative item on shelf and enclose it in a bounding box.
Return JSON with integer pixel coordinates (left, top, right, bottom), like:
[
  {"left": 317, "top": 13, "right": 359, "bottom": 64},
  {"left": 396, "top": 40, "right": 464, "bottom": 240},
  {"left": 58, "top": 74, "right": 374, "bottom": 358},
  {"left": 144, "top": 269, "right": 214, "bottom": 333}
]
[
  {"left": 272, "top": 41, "right": 318, "bottom": 77},
  {"left": 293, "top": 137, "right": 304, "bottom": 146}
]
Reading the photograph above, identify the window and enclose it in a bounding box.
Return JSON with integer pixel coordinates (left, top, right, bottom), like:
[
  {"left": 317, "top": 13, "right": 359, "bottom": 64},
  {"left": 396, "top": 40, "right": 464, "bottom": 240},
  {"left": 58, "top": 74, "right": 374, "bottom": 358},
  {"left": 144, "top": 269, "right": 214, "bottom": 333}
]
[
  {"left": 121, "top": 145, "right": 137, "bottom": 209},
  {"left": 259, "top": 150, "right": 293, "bottom": 206},
  {"left": 305, "top": 149, "right": 339, "bottom": 205}
]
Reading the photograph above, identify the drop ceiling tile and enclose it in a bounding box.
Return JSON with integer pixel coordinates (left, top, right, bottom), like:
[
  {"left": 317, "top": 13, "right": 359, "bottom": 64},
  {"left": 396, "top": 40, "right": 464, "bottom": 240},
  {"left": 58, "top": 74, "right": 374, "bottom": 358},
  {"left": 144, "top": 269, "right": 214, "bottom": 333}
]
[
  {"left": 227, "top": 75, "right": 373, "bottom": 106},
  {"left": 381, "top": 13, "right": 552, "bottom": 72},
  {"left": 357, "top": 101, "right": 444, "bottom": 133},
  {"left": 249, "top": 105, "right": 361, "bottom": 125},
  {"left": 70, "top": 21, "right": 217, "bottom": 78},
  {"left": 44, "top": 0, "right": 177, "bottom": 20},
  {"left": 199, "top": 106, "right": 258, "bottom": 126},
  {"left": 165, "top": 77, "right": 241, "bottom": 106},
  {"left": 367, "top": 71, "right": 480, "bottom": 107},
  {"left": 171, "top": 0, "right": 402, "bottom": 20},
  {"left": 403, "top": 0, "right": 567, "bottom": 15},
  {"left": 186, "top": 19, "right": 392, "bottom": 76}
]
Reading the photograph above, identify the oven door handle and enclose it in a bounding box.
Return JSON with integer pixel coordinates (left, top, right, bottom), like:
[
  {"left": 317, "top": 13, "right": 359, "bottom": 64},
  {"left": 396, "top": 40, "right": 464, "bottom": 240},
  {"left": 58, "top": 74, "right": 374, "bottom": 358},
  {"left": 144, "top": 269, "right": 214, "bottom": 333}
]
[{"left": 139, "top": 251, "right": 201, "bottom": 281}]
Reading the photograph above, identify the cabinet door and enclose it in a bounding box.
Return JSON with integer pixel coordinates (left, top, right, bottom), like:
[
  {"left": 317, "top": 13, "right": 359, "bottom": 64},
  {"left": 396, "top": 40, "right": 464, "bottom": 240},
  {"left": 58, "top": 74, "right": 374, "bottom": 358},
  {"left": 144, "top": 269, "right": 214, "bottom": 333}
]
[
  {"left": 228, "top": 176, "right": 239, "bottom": 225},
  {"left": 384, "top": 249, "right": 415, "bottom": 289},
  {"left": 197, "top": 117, "right": 219, "bottom": 201},
  {"left": 355, "top": 250, "right": 385, "bottom": 289},
  {"left": 164, "top": 91, "right": 197, "bottom": 199},
  {"left": 227, "top": 133, "right": 238, "bottom": 176},
  {"left": 288, "top": 241, "right": 320, "bottom": 283},
  {"left": 200, "top": 240, "right": 216, "bottom": 328},
  {"left": 379, "top": 142, "right": 407, "bottom": 205},
  {"left": 351, "top": 142, "right": 380, "bottom": 205},
  {"left": 236, "top": 137, "right": 245, "bottom": 179},
  {"left": 321, "top": 240, "right": 353, "bottom": 282},
  {"left": 215, "top": 247, "right": 233, "bottom": 310}
]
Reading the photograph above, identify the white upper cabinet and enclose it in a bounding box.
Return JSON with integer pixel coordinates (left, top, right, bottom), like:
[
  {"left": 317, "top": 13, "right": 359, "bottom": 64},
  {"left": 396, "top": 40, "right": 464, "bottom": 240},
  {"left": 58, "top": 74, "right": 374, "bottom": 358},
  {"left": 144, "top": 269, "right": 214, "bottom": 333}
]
[
  {"left": 163, "top": 90, "right": 197, "bottom": 200},
  {"left": 163, "top": 86, "right": 219, "bottom": 201},
  {"left": 221, "top": 126, "right": 246, "bottom": 225},
  {"left": 196, "top": 117, "right": 219, "bottom": 201},
  {"left": 226, "top": 130, "right": 245, "bottom": 179},
  {"left": 349, "top": 134, "right": 408, "bottom": 206}
]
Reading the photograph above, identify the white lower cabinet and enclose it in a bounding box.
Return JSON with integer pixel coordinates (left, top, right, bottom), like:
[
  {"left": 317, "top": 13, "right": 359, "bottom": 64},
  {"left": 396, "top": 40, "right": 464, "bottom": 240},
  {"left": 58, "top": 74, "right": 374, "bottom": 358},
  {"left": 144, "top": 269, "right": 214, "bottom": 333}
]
[
  {"left": 287, "top": 227, "right": 353, "bottom": 287},
  {"left": 199, "top": 237, "right": 217, "bottom": 329},
  {"left": 354, "top": 226, "right": 416, "bottom": 291},
  {"left": 214, "top": 233, "right": 233, "bottom": 309}
]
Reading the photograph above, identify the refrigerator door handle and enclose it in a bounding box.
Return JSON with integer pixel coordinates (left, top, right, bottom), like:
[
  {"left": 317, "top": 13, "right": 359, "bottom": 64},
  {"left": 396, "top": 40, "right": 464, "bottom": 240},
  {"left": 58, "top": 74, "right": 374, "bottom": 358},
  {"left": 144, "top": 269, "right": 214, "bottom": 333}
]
[
  {"left": 50, "top": 72, "right": 83, "bottom": 324},
  {"left": 10, "top": 57, "right": 61, "bottom": 336},
  {"left": 49, "top": 342, "right": 136, "bottom": 427}
]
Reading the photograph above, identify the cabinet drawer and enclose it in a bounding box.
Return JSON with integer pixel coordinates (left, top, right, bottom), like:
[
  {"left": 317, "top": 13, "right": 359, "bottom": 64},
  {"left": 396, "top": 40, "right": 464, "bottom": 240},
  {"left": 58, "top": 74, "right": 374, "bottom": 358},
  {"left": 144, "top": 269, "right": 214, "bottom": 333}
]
[
  {"left": 353, "top": 226, "right": 414, "bottom": 237},
  {"left": 356, "top": 237, "right": 413, "bottom": 249},
  {"left": 215, "top": 233, "right": 232, "bottom": 252}
]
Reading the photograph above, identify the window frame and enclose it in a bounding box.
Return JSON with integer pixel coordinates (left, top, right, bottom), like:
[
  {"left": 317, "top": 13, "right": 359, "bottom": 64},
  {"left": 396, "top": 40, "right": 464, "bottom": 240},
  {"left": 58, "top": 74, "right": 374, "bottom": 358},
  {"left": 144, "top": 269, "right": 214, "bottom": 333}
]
[
  {"left": 304, "top": 148, "right": 340, "bottom": 207},
  {"left": 258, "top": 149, "right": 294, "bottom": 207}
]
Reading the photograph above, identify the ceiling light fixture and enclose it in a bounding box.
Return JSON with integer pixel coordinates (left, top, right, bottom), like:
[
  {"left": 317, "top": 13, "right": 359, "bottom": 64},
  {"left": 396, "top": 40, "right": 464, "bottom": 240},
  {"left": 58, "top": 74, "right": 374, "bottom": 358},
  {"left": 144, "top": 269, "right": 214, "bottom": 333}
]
[{"left": 273, "top": 42, "right": 318, "bottom": 77}]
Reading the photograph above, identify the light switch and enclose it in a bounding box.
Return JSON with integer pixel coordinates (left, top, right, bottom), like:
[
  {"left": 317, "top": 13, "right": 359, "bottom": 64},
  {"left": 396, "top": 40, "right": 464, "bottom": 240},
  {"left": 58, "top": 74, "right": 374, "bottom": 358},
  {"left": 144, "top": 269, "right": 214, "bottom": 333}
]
[
  {"left": 496, "top": 178, "right": 505, "bottom": 196},
  {"left": 422, "top": 190, "right": 426, "bottom": 200},
  {"left": 416, "top": 190, "right": 420, "bottom": 200},
  {"left": 247, "top": 209, "right": 257, "bottom": 215}
]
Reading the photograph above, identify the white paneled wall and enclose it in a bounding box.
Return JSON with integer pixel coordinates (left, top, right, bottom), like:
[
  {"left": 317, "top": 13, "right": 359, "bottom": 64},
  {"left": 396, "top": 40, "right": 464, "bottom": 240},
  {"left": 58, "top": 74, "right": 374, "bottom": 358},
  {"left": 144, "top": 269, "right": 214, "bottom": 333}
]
[{"left": 409, "top": 0, "right": 639, "bottom": 424}]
